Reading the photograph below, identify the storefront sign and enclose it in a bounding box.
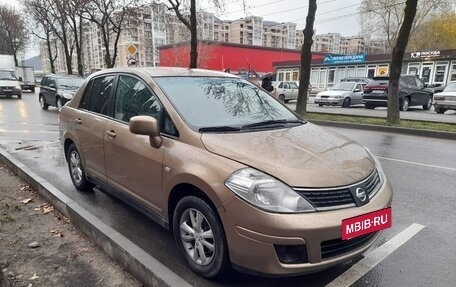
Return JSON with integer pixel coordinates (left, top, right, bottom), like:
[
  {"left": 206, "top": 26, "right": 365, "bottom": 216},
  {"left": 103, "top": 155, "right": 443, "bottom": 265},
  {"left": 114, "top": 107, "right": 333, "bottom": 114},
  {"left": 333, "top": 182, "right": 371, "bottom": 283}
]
[
  {"left": 410, "top": 51, "right": 441, "bottom": 59},
  {"left": 323, "top": 54, "right": 366, "bottom": 65}
]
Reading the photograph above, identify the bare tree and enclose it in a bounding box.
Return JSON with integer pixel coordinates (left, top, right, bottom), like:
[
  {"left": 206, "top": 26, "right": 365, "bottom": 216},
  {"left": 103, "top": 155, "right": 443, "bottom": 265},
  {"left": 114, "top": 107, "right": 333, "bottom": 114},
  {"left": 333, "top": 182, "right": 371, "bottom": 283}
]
[
  {"left": 82, "top": 0, "right": 137, "bottom": 68},
  {"left": 23, "top": 0, "right": 58, "bottom": 73},
  {"left": 0, "top": 5, "right": 28, "bottom": 66},
  {"left": 296, "top": 0, "right": 317, "bottom": 115},
  {"left": 359, "top": 0, "right": 449, "bottom": 52},
  {"left": 386, "top": 0, "right": 418, "bottom": 125},
  {"left": 67, "top": 0, "right": 89, "bottom": 75}
]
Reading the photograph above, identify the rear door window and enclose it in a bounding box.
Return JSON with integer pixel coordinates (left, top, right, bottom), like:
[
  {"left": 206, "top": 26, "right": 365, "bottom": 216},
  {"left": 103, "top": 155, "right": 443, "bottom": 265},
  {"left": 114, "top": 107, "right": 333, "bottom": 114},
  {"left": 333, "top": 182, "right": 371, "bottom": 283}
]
[{"left": 81, "top": 75, "right": 115, "bottom": 115}]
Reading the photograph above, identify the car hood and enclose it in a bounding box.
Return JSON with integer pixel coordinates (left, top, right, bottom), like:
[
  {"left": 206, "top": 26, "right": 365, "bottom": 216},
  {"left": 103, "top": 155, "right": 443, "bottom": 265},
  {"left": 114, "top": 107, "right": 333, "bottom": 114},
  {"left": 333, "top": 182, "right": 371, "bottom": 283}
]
[
  {"left": 0, "top": 80, "right": 20, "bottom": 86},
  {"left": 201, "top": 122, "right": 375, "bottom": 188},
  {"left": 316, "top": 90, "right": 351, "bottom": 97}
]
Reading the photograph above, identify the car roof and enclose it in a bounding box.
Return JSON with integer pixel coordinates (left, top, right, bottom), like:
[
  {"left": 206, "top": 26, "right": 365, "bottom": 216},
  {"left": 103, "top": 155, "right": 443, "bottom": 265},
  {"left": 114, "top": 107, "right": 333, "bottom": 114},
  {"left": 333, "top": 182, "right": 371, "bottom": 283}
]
[{"left": 91, "top": 67, "right": 238, "bottom": 79}]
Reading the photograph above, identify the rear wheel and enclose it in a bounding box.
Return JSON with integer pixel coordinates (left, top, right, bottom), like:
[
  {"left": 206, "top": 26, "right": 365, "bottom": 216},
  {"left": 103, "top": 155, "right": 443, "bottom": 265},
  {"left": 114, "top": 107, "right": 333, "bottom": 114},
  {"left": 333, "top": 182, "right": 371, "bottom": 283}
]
[
  {"left": 342, "top": 97, "right": 351, "bottom": 108},
  {"left": 422, "top": 97, "right": 432, "bottom": 110},
  {"left": 67, "top": 143, "right": 94, "bottom": 192},
  {"left": 400, "top": 97, "right": 410, "bottom": 111},
  {"left": 39, "top": 95, "right": 49, "bottom": 110},
  {"left": 17, "top": 94, "right": 22, "bottom": 99},
  {"left": 278, "top": 94, "right": 285, "bottom": 102},
  {"left": 435, "top": 107, "right": 446, "bottom": 114},
  {"left": 318, "top": 103, "right": 324, "bottom": 107},
  {"left": 173, "top": 196, "right": 229, "bottom": 278},
  {"left": 31, "top": 87, "right": 35, "bottom": 93}
]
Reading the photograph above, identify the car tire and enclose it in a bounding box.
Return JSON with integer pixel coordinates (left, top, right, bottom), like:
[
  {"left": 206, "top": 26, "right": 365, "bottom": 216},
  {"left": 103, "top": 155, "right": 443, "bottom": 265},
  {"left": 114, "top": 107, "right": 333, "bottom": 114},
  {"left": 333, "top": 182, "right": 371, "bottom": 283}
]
[
  {"left": 39, "top": 95, "right": 49, "bottom": 110},
  {"left": 284, "top": 99, "right": 290, "bottom": 103},
  {"left": 422, "top": 97, "right": 432, "bottom": 110},
  {"left": 278, "top": 94, "right": 285, "bottom": 102},
  {"left": 67, "top": 143, "right": 94, "bottom": 192},
  {"left": 435, "top": 107, "right": 446, "bottom": 114},
  {"left": 342, "top": 97, "right": 351, "bottom": 108},
  {"left": 400, "top": 97, "right": 410, "bottom": 112},
  {"left": 31, "top": 87, "right": 35, "bottom": 93},
  {"left": 17, "top": 94, "right": 22, "bottom": 99},
  {"left": 56, "top": 97, "right": 63, "bottom": 112},
  {"left": 318, "top": 103, "right": 324, "bottom": 107},
  {"left": 173, "top": 196, "right": 229, "bottom": 278}
]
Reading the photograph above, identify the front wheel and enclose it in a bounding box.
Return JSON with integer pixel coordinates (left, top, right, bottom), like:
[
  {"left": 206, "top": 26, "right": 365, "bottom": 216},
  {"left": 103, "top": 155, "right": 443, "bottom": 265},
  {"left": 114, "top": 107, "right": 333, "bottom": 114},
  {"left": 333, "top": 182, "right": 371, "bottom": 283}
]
[
  {"left": 39, "top": 95, "right": 49, "bottom": 110},
  {"left": 278, "top": 94, "right": 285, "bottom": 102},
  {"left": 400, "top": 97, "right": 410, "bottom": 111},
  {"left": 173, "top": 196, "right": 229, "bottom": 278},
  {"left": 342, "top": 97, "right": 351, "bottom": 108},
  {"left": 67, "top": 143, "right": 94, "bottom": 192},
  {"left": 435, "top": 107, "right": 446, "bottom": 114},
  {"left": 422, "top": 97, "right": 432, "bottom": 110}
]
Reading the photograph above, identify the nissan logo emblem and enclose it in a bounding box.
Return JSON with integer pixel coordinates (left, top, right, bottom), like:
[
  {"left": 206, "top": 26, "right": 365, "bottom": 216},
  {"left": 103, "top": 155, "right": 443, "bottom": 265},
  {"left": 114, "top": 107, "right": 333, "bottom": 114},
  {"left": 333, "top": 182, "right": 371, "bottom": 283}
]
[{"left": 355, "top": 187, "right": 367, "bottom": 202}]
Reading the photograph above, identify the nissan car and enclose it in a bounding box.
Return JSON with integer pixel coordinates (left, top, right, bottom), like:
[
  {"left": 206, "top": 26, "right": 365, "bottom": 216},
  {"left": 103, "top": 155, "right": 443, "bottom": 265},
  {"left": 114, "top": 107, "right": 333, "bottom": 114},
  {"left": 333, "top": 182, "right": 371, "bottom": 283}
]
[{"left": 59, "top": 67, "right": 393, "bottom": 278}]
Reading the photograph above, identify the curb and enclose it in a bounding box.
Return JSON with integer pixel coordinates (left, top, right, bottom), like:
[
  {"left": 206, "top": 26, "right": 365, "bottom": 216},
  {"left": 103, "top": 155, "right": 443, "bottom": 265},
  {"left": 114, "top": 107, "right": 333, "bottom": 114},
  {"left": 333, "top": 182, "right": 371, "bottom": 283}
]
[
  {"left": 0, "top": 147, "right": 192, "bottom": 287},
  {"left": 310, "top": 120, "right": 456, "bottom": 140}
]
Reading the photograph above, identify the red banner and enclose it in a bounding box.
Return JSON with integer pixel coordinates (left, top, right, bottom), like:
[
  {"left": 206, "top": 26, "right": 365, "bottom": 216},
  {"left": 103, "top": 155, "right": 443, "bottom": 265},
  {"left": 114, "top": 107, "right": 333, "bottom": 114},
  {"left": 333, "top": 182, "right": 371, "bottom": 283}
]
[{"left": 342, "top": 207, "right": 392, "bottom": 240}]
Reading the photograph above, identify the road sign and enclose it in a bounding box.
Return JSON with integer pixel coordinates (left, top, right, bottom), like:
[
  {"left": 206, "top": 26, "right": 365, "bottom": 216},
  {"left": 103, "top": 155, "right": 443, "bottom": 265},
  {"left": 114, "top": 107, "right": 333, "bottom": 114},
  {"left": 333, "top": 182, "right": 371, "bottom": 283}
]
[{"left": 127, "top": 44, "right": 137, "bottom": 56}]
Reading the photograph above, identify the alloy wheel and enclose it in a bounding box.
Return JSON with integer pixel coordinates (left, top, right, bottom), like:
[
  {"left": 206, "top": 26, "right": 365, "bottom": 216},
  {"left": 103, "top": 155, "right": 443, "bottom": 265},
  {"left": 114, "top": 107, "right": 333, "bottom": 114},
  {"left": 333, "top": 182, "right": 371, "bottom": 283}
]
[
  {"left": 179, "top": 208, "right": 215, "bottom": 266},
  {"left": 69, "top": 150, "right": 83, "bottom": 185}
]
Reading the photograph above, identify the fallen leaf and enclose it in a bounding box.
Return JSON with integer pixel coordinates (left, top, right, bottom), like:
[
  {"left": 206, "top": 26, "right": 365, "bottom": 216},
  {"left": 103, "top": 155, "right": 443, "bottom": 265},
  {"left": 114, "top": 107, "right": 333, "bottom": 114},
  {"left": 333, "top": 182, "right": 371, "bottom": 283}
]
[
  {"left": 50, "top": 229, "right": 58, "bottom": 234},
  {"left": 20, "top": 198, "right": 33, "bottom": 204},
  {"left": 29, "top": 273, "right": 39, "bottom": 280},
  {"left": 42, "top": 206, "right": 54, "bottom": 214},
  {"left": 54, "top": 233, "right": 64, "bottom": 238}
]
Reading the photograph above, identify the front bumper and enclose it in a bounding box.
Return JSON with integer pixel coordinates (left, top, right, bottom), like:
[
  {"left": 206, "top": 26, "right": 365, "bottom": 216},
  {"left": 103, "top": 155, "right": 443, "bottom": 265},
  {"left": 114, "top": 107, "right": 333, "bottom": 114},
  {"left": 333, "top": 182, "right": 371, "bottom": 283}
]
[
  {"left": 314, "top": 98, "right": 344, "bottom": 106},
  {"left": 218, "top": 179, "right": 393, "bottom": 275},
  {"left": 433, "top": 102, "right": 456, "bottom": 110}
]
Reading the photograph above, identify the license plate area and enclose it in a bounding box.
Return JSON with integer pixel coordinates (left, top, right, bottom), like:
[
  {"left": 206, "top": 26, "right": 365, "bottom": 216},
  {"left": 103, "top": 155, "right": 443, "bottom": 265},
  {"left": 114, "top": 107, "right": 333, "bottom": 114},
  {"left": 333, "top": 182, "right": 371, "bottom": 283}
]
[
  {"left": 342, "top": 207, "right": 392, "bottom": 240},
  {"left": 372, "top": 90, "right": 386, "bottom": 93}
]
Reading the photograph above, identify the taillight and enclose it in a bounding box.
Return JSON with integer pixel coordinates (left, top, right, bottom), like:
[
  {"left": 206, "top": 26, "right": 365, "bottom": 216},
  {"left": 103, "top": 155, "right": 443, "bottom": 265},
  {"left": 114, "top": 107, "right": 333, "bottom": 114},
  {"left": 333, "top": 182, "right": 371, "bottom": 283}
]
[{"left": 434, "top": 95, "right": 445, "bottom": 101}]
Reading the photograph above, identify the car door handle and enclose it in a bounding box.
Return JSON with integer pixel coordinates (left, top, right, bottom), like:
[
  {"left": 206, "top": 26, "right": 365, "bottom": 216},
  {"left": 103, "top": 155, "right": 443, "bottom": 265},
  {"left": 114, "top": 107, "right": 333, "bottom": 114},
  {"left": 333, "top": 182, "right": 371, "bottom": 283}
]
[
  {"left": 74, "top": 118, "right": 82, "bottom": 124},
  {"left": 106, "top": 130, "right": 116, "bottom": 138}
]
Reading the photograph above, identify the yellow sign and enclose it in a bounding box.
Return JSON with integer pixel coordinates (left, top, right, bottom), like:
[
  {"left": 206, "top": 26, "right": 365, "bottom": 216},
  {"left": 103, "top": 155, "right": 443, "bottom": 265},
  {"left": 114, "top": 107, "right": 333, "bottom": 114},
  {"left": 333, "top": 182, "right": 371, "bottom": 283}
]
[
  {"left": 377, "top": 66, "right": 389, "bottom": 76},
  {"left": 127, "top": 44, "right": 137, "bottom": 55}
]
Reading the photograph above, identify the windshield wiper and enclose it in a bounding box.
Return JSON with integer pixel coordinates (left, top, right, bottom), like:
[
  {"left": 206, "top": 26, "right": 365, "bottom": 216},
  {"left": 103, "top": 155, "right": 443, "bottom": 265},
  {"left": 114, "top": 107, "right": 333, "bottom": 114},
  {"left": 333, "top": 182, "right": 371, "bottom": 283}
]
[
  {"left": 199, "top": 126, "right": 241, "bottom": 132},
  {"left": 241, "top": 119, "right": 305, "bottom": 129}
]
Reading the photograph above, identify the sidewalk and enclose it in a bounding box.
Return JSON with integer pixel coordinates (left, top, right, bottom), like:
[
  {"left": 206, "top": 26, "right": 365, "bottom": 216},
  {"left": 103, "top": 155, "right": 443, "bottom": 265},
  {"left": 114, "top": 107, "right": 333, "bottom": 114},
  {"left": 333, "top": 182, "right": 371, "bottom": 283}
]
[
  {"left": 287, "top": 97, "right": 456, "bottom": 124},
  {"left": 0, "top": 162, "right": 142, "bottom": 287}
]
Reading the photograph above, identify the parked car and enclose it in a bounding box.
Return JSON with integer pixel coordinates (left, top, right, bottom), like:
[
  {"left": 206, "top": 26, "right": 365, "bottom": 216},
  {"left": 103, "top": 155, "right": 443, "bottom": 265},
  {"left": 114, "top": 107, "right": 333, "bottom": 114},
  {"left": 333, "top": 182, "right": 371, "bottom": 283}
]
[
  {"left": 314, "top": 82, "right": 366, "bottom": 107},
  {"left": 340, "top": 77, "right": 371, "bottom": 84},
  {"left": 433, "top": 82, "right": 456, "bottom": 114},
  {"left": 275, "top": 81, "right": 299, "bottom": 102},
  {"left": 39, "top": 75, "right": 85, "bottom": 111},
  {"left": 363, "top": 75, "right": 433, "bottom": 111},
  {"left": 59, "top": 67, "right": 392, "bottom": 278}
]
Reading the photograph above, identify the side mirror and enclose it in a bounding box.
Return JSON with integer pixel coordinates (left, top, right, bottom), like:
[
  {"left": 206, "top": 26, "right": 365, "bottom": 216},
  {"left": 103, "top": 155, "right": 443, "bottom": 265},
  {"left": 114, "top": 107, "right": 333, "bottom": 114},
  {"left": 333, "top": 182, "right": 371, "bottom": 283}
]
[
  {"left": 129, "top": 115, "right": 162, "bottom": 148},
  {"left": 354, "top": 88, "right": 361, "bottom": 92},
  {"left": 49, "top": 83, "right": 56, "bottom": 89}
]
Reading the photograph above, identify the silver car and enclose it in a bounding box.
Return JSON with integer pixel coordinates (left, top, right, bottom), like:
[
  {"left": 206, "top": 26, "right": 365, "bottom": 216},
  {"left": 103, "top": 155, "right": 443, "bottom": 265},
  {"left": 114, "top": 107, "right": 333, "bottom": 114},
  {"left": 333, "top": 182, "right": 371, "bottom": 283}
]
[
  {"left": 433, "top": 82, "right": 456, "bottom": 114},
  {"left": 275, "top": 81, "right": 299, "bottom": 102},
  {"left": 315, "top": 82, "right": 366, "bottom": 107}
]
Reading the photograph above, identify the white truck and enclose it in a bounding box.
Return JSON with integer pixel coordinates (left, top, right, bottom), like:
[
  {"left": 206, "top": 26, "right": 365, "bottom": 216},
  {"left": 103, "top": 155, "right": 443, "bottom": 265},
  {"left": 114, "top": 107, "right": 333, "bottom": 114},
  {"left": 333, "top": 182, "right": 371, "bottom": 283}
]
[
  {"left": 0, "top": 54, "right": 22, "bottom": 99},
  {"left": 15, "top": 66, "right": 36, "bottom": 93}
]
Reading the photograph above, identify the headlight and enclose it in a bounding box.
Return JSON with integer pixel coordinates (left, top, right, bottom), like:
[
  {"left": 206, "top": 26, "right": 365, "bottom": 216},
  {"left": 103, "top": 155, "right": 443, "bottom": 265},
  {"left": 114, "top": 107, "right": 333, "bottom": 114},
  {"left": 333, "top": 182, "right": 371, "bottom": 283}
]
[
  {"left": 225, "top": 168, "right": 316, "bottom": 213},
  {"left": 61, "top": 92, "right": 74, "bottom": 100},
  {"left": 15, "top": 85, "right": 21, "bottom": 90},
  {"left": 365, "top": 148, "right": 385, "bottom": 183}
]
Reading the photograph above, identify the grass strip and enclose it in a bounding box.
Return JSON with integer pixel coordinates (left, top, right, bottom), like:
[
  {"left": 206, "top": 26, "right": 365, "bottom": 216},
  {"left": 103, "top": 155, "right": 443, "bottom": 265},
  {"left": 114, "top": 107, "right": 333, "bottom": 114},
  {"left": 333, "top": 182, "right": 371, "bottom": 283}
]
[{"left": 303, "top": 112, "right": 456, "bottom": 133}]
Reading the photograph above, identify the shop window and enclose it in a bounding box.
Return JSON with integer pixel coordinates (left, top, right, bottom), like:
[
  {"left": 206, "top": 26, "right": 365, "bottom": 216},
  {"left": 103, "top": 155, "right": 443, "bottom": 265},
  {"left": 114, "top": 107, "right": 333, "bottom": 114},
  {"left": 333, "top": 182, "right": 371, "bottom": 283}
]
[
  {"left": 451, "top": 63, "right": 456, "bottom": 82},
  {"left": 328, "top": 70, "right": 335, "bottom": 84},
  {"left": 292, "top": 71, "right": 299, "bottom": 81},
  {"left": 434, "top": 65, "right": 447, "bottom": 83}
]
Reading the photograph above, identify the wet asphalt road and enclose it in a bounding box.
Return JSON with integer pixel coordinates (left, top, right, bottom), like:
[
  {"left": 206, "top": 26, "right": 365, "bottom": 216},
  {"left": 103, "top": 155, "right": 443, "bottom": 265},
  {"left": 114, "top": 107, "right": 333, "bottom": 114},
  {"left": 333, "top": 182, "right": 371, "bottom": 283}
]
[{"left": 1, "top": 91, "right": 456, "bottom": 286}]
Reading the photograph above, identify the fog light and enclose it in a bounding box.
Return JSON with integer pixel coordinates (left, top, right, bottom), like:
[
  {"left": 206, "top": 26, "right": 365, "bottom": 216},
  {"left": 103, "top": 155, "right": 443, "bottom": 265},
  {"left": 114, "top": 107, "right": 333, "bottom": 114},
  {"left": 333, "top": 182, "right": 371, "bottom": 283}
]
[{"left": 274, "top": 244, "right": 308, "bottom": 264}]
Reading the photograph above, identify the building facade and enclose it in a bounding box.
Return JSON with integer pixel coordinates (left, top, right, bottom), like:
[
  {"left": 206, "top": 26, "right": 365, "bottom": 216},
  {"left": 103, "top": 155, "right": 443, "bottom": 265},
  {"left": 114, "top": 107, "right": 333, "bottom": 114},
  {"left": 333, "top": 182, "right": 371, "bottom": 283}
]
[{"left": 274, "top": 49, "right": 456, "bottom": 92}]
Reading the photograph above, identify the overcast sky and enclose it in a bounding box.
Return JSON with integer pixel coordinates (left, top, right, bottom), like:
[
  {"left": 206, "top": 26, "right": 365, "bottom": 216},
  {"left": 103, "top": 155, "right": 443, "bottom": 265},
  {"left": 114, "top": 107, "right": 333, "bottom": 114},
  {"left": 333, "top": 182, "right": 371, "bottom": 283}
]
[{"left": 10, "top": 0, "right": 362, "bottom": 58}]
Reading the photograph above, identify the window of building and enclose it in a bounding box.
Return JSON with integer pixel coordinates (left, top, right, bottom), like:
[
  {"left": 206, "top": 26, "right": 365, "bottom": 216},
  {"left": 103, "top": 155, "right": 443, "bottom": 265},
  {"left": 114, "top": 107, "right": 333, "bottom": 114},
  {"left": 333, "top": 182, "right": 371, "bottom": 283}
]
[
  {"left": 407, "top": 63, "right": 420, "bottom": 76},
  {"left": 451, "top": 62, "right": 456, "bottom": 82},
  {"left": 434, "top": 62, "right": 448, "bottom": 83}
]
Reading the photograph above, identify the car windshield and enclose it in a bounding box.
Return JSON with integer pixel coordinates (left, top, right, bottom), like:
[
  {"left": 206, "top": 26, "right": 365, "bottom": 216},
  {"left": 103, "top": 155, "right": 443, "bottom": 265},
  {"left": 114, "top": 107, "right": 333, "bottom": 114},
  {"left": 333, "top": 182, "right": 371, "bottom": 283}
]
[
  {"left": 443, "top": 83, "right": 456, "bottom": 92},
  {"left": 0, "top": 71, "right": 17, "bottom": 81},
  {"left": 330, "top": 82, "right": 355, "bottom": 91},
  {"left": 154, "top": 77, "right": 302, "bottom": 131},
  {"left": 57, "top": 77, "right": 85, "bottom": 89}
]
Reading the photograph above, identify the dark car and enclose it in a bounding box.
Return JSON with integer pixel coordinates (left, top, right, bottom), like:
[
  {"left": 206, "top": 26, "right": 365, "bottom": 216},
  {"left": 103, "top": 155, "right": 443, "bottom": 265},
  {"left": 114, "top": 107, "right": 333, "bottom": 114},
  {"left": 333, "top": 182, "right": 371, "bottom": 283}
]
[
  {"left": 362, "top": 75, "right": 433, "bottom": 111},
  {"left": 39, "top": 75, "right": 85, "bottom": 111}
]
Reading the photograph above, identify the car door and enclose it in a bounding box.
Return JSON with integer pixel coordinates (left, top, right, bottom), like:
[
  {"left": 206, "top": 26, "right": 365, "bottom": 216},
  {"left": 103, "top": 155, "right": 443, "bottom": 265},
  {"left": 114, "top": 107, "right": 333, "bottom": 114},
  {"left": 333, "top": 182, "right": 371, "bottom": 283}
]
[
  {"left": 73, "top": 74, "right": 115, "bottom": 183},
  {"left": 352, "top": 83, "right": 363, "bottom": 104},
  {"left": 45, "top": 78, "right": 57, "bottom": 104},
  {"left": 289, "top": 82, "right": 299, "bottom": 100},
  {"left": 414, "top": 77, "right": 429, "bottom": 105},
  {"left": 104, "top": 74, "right": 169, "bottom": 214}
]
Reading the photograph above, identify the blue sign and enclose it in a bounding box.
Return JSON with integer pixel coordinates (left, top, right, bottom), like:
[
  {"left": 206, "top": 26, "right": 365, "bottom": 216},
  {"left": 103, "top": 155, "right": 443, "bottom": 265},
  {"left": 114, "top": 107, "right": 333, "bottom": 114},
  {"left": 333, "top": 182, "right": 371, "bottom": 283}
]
[{"left": 323, "top": 54, "right": 366, "bottom": 65}]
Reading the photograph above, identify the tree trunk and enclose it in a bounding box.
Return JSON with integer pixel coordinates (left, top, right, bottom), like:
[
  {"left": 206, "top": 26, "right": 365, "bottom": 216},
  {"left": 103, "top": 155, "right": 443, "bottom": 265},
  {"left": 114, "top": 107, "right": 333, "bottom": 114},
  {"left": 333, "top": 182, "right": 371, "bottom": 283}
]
[
  {"left": 46, "top": 34, "right": 56, "bottom": 73},
  {"left": 386, "top": 0, "right": 418, "bottom": 125},
  {"left": 296, "top": 0, "right": 317, "bottom": 115},
  {"left": 189, "top": 0, "right": 197, "bottom": 68}
]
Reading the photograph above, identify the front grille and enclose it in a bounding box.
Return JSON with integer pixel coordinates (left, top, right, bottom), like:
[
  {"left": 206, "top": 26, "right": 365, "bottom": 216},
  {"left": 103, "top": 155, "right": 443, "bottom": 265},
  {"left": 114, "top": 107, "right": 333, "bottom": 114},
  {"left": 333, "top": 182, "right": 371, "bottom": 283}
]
[
  {"left": 320, "top": 95, "right": 329, "bottom": 98},
  {"left": 321, "top": 232, "right": 377, "bottom": 260},
  {"left": 294, "top": 169, "right": 381, "bottom": 211}
]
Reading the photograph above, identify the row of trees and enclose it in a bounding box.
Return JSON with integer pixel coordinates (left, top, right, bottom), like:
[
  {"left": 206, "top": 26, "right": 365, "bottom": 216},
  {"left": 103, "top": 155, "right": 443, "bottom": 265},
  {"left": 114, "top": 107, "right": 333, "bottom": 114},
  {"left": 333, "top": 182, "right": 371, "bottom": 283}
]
[{"left": 0, "top": 6, "right": 28, "bottom": 66}]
